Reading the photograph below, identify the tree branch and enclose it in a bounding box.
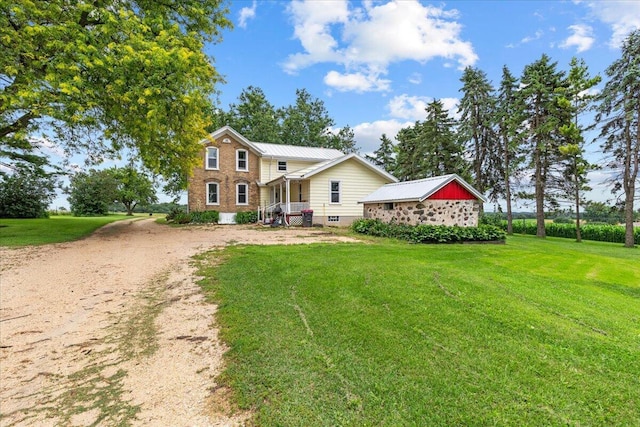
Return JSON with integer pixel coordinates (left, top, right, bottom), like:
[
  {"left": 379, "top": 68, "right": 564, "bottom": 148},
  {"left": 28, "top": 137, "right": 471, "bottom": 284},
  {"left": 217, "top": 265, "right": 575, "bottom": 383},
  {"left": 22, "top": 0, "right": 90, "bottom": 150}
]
[{"left": 0, "top": 111, "right": 38, "bottom": 139}]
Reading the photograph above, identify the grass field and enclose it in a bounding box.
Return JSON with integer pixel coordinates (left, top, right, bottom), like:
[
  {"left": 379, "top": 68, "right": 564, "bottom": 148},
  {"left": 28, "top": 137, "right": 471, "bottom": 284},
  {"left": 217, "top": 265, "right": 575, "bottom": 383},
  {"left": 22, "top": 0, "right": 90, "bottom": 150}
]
[
  {"left": 197, "top": 235, "right": 639, "bottom": 426},
  {"left": 0, "top": 214, "right": 136, "bottom": 246}
]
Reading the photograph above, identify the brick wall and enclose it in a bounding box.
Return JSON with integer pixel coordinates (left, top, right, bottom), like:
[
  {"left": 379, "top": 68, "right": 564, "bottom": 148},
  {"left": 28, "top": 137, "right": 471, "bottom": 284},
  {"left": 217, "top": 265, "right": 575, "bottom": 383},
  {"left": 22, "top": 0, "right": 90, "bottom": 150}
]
[
  {"left": 187, "top": 134, "right": 260, "bottom": 213},
  {"left": 364, "top": 199, "right": 481, "bottom": 227}
]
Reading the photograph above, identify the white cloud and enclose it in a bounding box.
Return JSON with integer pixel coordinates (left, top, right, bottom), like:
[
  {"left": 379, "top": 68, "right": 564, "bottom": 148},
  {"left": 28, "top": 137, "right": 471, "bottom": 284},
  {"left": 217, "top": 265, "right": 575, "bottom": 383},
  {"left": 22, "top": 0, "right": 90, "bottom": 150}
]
[
  {"left": 323, "top": 70, "right": 391, "bottom": 92},
  {"left": 353, "top": 119, "right": 412, "bottom": 154},
  {"left": 387, "top": 94, "right": 459, "bottom": 121},
  {"left": 408, "top": 73, "right": 422, "bottom": 85},
  {"left": 238, "top": 1, "right": 258, "bottom": 29},
  {"left": 560, "top": 24, "right": 595, "bottom": 52},
  {"left": 586, "top": 1, "right": 640, "bottom": 48},
  {"left": 521, "top": 29, "right": 544, "bottom": 44},
  {"left": 30, "top": 136, "right": 65, "bottom": 157},
  {"left": 284, "top": 0, "right": 477, "bottom": 92}
]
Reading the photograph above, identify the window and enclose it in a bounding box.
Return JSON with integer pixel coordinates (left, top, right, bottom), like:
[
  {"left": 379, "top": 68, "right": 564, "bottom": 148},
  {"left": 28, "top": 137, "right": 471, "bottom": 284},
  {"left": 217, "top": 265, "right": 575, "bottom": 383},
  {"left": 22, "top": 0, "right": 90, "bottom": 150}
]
[
  {"left": 206, "top": 147, "right": 218, "bottom": 170},
  {"left": 237, "top": 149, "right": 248, "bottom": 171},
  {"left": 330, "top": 180, "right": 341, "bottom": 204},
  {"left": 328, "top": 216, "right": 340, "bottom": 222},
  {"left": 206, "top": 182, "right": 219, "bottom": 205},
  {"left": 383, "top": 202, "right": 394, "bottom": 210},
  {"left": 277, "top": 161, "right": 287, "bottom": 172},
  {"left": 236, "top": 183, "right": 248, "bottom": 205}
]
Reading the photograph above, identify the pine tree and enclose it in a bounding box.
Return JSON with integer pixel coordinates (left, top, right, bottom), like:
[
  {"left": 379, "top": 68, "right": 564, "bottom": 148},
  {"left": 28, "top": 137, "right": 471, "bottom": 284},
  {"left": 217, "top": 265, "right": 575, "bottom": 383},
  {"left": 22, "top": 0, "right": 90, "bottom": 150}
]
[
  {"left": 557, "top": 57, "right": 601, "bottom": 242},
  {"left": 367, "top": 134, "right": 396, "bottom": 173},
  {"left": 495, "top": 65, "right": 526, "bottom": 234},
  {"left": 519, "top": 54, "right": 570, "bottom": 238},
  {"left": 457, "top": 67, "right": 500, "bottom": 200},
  {"left": 595, "top": 30, "right": 640, "bottom": 248}
]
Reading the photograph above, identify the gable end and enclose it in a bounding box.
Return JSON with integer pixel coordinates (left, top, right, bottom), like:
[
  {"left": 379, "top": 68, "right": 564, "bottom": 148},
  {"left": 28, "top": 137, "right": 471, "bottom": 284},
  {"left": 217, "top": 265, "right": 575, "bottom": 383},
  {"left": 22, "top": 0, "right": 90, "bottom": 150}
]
[{"left": 428, "top": 181, "right": 477, "bottom": 200}]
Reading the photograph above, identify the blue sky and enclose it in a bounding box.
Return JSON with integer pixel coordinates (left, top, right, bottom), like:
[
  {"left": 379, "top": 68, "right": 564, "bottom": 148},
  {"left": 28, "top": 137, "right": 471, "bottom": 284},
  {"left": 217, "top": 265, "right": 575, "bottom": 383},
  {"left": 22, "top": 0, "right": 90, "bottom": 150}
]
[
  {"left": 196, "top": 0, "right": 639, "bottom": 208},
  {"left": 45, "top": 0, "right": 640, "bottom": 209}
]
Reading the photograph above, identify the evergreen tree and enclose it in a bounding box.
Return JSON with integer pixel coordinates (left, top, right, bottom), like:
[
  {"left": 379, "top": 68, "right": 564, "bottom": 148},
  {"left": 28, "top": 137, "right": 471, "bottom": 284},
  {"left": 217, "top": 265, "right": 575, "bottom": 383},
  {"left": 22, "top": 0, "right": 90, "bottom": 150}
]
[
  {"left": 457, "top": 67, "right": 500, "bottom": 199},
  {"left": 519, "top": 54, "right": 570, "bottom": 238},
  {"left": 595, "top": 30, "right": 640, "bottom": 248},
  {"left": 394, "top": 126, "right": 422, "bottom": 181},
  {"left": 327, "top": 125, "right": 359, "bottom": 153},
  {"left": 557, "top": 57, "right": 601, "bottom": 242},
  {"left": 367, "top": 134, "right": 396, "bottom": 173},
  {"left": 495, "top": 65, "right": 526, "bottom": 234},
  {"left": 420, "top": 100, "right": 469, "bottom": 179}
]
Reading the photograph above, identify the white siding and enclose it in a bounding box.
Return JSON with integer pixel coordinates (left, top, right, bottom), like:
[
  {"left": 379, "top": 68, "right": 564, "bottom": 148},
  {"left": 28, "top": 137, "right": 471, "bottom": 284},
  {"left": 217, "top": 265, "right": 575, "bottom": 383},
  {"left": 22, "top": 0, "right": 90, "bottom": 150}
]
[
  {"left": 260, "top": 158, "right": 321, "bottom": 183},
  {"left": 308, "top": 159, "right": 391, "bottom": 218}
]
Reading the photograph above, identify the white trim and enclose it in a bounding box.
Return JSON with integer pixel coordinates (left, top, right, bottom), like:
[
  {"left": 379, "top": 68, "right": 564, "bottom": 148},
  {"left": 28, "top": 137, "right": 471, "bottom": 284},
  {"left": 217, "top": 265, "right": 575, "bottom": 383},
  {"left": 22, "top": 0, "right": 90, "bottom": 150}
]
[
  {"left": 329, "top": 180, "right": 341, "bottom": 204},
  {"left": 205, "top": 147, "right": 219, "bottom": 170},
  {"left": 236, "top": 182, "right": 248, "bottom": 205},
  {"left": 236, "top": 149, "right": 248, "bottom": 172},
  {"left": 206, "top": 182, "right": 219, "bottom": 205}
]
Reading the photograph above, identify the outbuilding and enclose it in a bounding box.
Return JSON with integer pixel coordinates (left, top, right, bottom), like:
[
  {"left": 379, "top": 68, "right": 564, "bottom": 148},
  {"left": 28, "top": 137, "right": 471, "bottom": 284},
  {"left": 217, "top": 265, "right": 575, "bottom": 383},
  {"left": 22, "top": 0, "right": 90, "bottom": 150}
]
[{"left": 359, "top": 174, "right": 487, "bottom": 227}]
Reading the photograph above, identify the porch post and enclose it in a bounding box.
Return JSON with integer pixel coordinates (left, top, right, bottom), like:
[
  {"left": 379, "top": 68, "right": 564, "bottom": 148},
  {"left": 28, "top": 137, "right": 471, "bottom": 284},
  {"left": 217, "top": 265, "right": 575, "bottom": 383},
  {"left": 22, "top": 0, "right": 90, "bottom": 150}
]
[{"left": 286, "top": 179, "right": 291, "bottom": 214}]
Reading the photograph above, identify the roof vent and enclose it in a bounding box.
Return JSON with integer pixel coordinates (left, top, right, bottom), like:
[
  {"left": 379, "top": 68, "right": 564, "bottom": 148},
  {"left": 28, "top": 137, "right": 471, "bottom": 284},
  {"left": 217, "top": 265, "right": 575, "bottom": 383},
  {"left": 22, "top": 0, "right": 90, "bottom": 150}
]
[{"left": 222, "top": 137, "right": 231, "bottom": 143}]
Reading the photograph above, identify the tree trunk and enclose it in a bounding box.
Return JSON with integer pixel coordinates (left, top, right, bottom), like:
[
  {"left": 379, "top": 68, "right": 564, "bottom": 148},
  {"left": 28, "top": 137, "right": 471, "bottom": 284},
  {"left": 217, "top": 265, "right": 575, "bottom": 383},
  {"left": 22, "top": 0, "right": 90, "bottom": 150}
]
[
  {"left": 534, "top": 143, "right": 546, "bottom": 238},
  {"left": 574, "top": 183, "right": 582, "bottom": 243}
]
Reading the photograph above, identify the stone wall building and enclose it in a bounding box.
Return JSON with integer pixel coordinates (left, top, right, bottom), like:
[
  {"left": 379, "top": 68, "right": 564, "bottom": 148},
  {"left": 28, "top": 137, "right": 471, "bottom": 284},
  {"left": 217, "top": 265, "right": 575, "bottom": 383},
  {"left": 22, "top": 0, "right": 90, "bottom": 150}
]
[{"left": 360, "top": 175, "right": 486, "bottom": 227}]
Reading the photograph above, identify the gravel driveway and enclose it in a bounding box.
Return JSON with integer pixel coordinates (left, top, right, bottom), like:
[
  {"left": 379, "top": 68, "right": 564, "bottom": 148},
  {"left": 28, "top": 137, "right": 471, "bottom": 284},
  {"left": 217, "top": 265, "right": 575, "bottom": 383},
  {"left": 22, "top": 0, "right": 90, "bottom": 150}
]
[{"left": 0, "top": 218, "right": 356, "bottom": 426}]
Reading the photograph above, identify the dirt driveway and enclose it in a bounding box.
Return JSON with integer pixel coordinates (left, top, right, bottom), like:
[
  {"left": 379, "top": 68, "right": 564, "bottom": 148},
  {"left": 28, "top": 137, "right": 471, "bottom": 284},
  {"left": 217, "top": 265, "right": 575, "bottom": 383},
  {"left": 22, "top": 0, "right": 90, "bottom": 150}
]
[{"left": 0, "top": 218, "right": 357, "bottom": 426}]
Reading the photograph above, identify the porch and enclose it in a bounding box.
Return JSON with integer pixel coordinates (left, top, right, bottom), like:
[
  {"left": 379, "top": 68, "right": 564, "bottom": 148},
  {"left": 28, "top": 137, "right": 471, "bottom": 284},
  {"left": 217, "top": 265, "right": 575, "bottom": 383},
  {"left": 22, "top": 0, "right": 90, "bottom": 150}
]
[{"left": 260, "top": 178, "right": 311, "bottom": 226}]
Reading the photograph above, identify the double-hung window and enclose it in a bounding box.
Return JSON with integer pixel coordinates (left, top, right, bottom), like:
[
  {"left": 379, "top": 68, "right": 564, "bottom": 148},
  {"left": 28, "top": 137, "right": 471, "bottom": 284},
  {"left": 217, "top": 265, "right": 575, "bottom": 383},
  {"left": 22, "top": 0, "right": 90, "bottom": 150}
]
[
  {"left": 207, "top": 182, "right": 219, "bottom": 205},
  {"left": 206, "top": 147, "right": 218, "bottom": 170},
  {"left": 236, "top": 183, "right": 248, "bottom": 205},
  {"left": 237, "top": 149, "right": 248, "bottom": 171},
  {"left": 330, "top": 180, "right": 341, "bottom": 204}
]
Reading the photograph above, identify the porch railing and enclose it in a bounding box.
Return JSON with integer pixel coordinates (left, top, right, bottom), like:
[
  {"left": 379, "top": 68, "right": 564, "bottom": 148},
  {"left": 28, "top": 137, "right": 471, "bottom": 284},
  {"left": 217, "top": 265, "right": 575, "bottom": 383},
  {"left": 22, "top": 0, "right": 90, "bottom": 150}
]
[{"left": 261, "top": 202, "right": 310, "bottom": 223}]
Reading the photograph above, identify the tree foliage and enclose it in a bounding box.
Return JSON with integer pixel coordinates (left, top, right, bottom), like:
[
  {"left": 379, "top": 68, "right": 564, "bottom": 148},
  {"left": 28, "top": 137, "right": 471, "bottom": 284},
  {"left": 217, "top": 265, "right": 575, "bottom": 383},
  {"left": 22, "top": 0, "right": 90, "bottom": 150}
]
[
  {"left": 595, "top": 29, "right": 640, "bottom": 248},
  {"left": 0, "top": 166, "right": 56, "bottom": 218},
  {"left": 457, "top": 66, "right": 500, "bottom": 197},
  {"left": 518, "top": 54, "right": 570, "bottom": 237},
  {"left": 1, "top": 0, "right": 231, "bottom": 185},
  {"left": 111, "top": 166, "right": 158, "bottom": 215},
  {"left": 68, "top": 169, "right": 119, "bottom": 216},
  {"left": 366, "top": 134, "right": 396, "bottom": 173}
]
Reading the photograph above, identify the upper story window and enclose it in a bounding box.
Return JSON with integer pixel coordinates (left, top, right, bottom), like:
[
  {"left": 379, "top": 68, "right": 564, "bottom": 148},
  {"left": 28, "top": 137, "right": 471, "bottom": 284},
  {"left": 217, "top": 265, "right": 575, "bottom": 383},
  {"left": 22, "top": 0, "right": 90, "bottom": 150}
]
[
  {"left": 237, "top": 149, "right": 248, "bottom": 171},
  {"left": 206, "top": 147, "right": 218, "bottom": 170},
  {"left": 277, "top": 161, "right": 287, "bottom": 172},
  {"left": 206, "top": 182, "right": 219, "bottom": 205},
  {"left": 330, "top": 180, "right": 341, "bottom": 204},
  {"left": 236, "top": 183, "right": 248, "bottom": 205}
]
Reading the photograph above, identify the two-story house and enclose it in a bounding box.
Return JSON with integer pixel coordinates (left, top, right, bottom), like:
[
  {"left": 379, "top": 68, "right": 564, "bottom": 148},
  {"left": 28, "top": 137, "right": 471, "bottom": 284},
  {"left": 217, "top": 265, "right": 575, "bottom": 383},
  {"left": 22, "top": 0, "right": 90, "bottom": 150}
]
[{"left": 187, "top": 126, "right": 397, "bottom": 225}]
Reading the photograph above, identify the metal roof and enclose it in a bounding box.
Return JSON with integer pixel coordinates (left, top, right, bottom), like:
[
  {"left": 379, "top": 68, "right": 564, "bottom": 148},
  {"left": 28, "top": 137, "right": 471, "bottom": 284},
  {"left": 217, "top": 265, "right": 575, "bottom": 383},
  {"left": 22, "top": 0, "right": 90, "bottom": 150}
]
[
  {"left": 359, "top": 174, "right": 487, "bottom": 203},
  {"left": 252, "top": 142, "right": 344, "bottom": 161},
  {"left": 266, "top": 154, "right": 398, "bottom": 185}
]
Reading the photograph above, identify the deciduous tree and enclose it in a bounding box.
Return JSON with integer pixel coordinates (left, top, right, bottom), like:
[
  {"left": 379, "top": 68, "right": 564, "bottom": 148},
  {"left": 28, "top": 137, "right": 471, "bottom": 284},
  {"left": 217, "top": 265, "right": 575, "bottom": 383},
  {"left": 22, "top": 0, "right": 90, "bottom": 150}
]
[
  {"left": 0, "top": 166, "right": 56, "bottom": 218},
  {"left": 1, "top": 1, "right": 231, "bottom": 185},
  {"left": 68, "top": 169, "right": 118, "bottom": 216},
  {"left": 112, "top": 166, "right": 158, "bottom": 215}
]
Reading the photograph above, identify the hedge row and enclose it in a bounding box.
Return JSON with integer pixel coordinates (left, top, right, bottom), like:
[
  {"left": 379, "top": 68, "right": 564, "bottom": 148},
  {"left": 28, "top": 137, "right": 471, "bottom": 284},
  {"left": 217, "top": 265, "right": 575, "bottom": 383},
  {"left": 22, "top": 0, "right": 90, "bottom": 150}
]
[
  {"left": 352, "top": 219, "right": 506, "bottom": 243},
  {"left": 166, "top": 210, "right": 259, "bottom": 225},
  {"left": 508, "top": 222, "right": 640, "bottom": 244}
]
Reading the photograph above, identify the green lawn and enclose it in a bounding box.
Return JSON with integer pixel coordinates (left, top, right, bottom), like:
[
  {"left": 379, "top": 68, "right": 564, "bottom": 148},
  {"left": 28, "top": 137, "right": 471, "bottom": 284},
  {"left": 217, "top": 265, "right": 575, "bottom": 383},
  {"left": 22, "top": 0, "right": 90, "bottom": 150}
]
[
  {"left": 0, "top": 215, "right": 136, "bottom": 246},
  {"left": 197, "top": 235, "right": 640, "bottom": 426}
]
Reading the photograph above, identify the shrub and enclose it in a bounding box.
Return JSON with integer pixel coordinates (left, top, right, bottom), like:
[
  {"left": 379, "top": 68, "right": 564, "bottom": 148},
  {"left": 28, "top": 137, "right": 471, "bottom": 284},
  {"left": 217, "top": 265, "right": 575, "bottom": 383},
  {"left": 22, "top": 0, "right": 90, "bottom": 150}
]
[
  {"left": 553, "top": 216, "right": 574, "bottom": 224},
  {"left": 172, "top": 212, "right": 192, "bottom": 224},
  {"left": 189, "top": 210, "right": 219, "bottom": 224},
  {"left": 236, "top": 211, "right": 258, "bottom": 224},
  {"left": 68, "top": 169, "right": 118, "bottom": 216},
  {"left": 165, "top": 206, "right": 185, "bottom": 222},
  {"left": 0, "top": 168, "right": 56, "bottom": 218},
  {"left": 506, "top": 221, "right": 639, "bottom": 245},
  {"left": 351, "top": 219, "right": 506, "bottom": 243}
]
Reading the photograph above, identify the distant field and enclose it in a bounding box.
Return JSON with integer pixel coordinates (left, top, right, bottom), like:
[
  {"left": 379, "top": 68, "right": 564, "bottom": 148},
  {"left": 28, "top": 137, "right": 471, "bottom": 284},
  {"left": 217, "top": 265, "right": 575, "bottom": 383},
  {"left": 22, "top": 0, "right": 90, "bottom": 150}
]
[
  {"left": 0, "top": 215, "right": 137, "bottom": 247},
  {"left": 197, "top": 235, "right": 640, "bottom": 426}
]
